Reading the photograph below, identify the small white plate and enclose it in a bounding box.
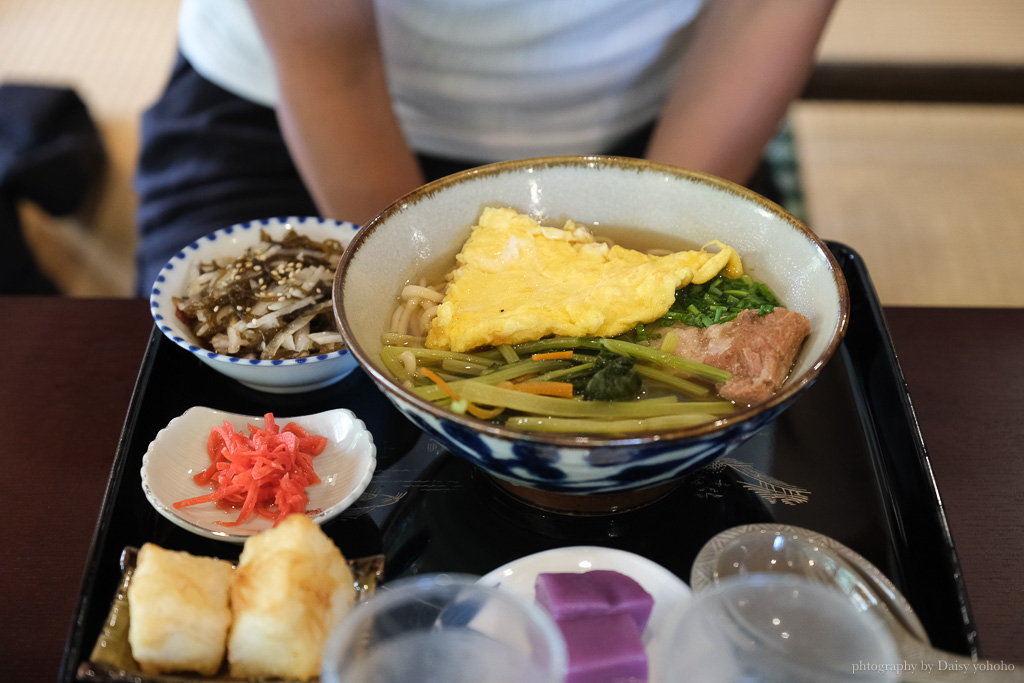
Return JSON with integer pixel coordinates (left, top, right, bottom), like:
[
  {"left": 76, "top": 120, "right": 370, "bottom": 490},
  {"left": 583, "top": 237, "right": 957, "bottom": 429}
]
[
  {"left": 141, "top": 406, "right": 376, "bottom": 543},
  {"left": 478, "top": 546, "right": 691, "bottom": 683}
]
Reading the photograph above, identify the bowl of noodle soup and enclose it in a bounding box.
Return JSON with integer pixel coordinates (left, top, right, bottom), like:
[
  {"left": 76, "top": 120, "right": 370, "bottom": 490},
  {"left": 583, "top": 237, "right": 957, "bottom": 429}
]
[{"left": 333, "top": 156, "right": 848, "bottom": 505}]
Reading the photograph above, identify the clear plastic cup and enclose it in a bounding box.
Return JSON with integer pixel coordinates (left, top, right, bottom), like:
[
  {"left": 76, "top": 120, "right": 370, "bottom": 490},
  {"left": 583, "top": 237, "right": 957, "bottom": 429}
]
[
  {"left": 320, "top": 573, "right": 567, "bottom": 683},
  {"left": 660, "top": 573, "right": 900, "bottom": 682}
]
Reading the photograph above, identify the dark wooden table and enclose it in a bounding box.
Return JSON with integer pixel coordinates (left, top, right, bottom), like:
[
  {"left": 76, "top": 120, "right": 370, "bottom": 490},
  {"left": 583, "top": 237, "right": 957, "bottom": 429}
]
[{"left": 3, "top": 297, "right": 1022, "bottom": 681}]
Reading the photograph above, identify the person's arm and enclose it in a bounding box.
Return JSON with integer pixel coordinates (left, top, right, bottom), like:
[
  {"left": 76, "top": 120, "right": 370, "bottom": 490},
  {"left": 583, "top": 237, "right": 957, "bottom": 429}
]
[
  {"left": 246, "top": 0, "right": 424, "bottom": 224},
  {"left": 646, "top": 0, "right": 837, "bottom": 184}
]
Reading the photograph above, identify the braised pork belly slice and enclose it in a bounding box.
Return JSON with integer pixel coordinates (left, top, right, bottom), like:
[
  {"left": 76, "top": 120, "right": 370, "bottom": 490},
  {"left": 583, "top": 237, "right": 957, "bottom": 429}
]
[{"left": 656, "top": 308, "right": 811, "bottom": 406}]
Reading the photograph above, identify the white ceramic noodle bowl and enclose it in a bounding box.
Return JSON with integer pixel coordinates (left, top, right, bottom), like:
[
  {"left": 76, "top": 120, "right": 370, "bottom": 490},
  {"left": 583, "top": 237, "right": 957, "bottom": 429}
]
[{"left": 333, "top": 156, "right": 849, "bottom": 500}]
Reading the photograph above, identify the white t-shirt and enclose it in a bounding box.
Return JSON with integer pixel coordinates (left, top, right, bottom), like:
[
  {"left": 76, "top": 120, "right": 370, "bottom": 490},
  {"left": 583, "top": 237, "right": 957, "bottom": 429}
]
[{"left": 178, "top": 0, "right": 706, "bottom": 162}]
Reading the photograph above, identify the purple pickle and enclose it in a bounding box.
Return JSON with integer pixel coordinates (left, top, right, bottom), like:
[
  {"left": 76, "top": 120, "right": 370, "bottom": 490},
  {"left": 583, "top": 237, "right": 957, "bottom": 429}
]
[
  {"left": 558, "top": 612, "right": 649, "bottom": 683},
  {"left": 535, "top": 570, "right": 655, "bottom": 632}
]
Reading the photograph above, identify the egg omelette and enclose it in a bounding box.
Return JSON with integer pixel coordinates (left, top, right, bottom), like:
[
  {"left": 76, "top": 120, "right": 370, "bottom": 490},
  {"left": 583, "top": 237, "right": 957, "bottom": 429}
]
[{"left": 425, "top": 207, "right": 743, "bottom": 352}]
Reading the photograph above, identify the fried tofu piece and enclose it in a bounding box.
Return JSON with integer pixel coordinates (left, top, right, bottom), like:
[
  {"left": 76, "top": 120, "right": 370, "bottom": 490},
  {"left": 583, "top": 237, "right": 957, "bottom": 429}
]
[
  {"left": 227, "top": 514, "right": 356, "bottom": 681},
  {"left": 126, "top": 543, "right": 234, "bottom": 676},
  {"left": 426, "top": 207, "right": 742, "bottom": 352}
]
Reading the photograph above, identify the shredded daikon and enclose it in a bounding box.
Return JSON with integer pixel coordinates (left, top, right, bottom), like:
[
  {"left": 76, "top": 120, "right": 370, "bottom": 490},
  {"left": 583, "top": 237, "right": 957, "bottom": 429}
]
[{"left": 173, "top": 229, "right": 346, "bottom": 360}]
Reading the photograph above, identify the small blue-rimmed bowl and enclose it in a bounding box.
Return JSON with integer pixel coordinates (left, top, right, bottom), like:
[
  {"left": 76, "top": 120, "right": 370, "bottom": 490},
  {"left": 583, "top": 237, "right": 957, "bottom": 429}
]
[{"left": 150, "top": 216, "right": 361, "bottom": 393}]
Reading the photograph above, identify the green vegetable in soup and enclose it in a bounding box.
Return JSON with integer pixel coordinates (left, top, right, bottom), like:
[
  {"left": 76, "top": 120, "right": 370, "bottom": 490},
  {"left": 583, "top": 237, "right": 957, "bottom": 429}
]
[
  {"left": 380, "top": 333, "right": 737, "bottom": 435},
  {"left": 457, "top": 382, "right": 733, "bottom": 420},
  {"left": 581, "top": 349, "right": 642, "bottom": 402},
  {"left": 634, "top": 274, "right": 783, "bottom": 340}
]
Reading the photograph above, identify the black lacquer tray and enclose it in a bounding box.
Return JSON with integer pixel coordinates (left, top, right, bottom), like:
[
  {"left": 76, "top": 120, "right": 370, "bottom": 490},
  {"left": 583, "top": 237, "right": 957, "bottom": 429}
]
[{"left": 59, "top": 241, "right": 978, "bottom": 682}]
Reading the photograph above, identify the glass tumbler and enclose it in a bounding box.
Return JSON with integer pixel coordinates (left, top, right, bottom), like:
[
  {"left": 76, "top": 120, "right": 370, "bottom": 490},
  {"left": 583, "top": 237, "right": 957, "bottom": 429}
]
[
  {"left": 659, "top": 573, "right": 900, "bottom": 682},
  {"left": 320, "top": 573, "right": 567, "bottom": 683}
]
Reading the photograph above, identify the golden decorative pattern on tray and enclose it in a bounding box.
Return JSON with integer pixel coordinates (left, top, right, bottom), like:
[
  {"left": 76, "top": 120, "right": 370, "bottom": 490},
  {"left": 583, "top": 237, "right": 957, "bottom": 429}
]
[{"left": 695, "top": 457, "right": 811, "bottom": 506}]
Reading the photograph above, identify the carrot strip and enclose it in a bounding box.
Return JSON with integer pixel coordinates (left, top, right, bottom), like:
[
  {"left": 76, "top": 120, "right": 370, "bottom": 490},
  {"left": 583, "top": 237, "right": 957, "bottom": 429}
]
[
  {"left": 531, "top": 350, "right": 574, "bottom": 361},
  {"left": 420, "top": 367, "right": 461, "bottom": 401},
  {"left": 508, "top": 381, "right": 576, "bottom": 398},
  {"left": 419, "top": 368, "right": 506, "bottom": 419},
  {"left": 466, "top": 402, "right": 505, "bottom": 420}
]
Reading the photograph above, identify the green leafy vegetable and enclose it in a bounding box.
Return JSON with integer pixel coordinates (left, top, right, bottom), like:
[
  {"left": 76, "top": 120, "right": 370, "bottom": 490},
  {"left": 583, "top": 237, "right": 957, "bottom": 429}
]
[
  {"left": 635, "top": 274, "right": 783, "bottom": 338},
  {"left": 582, "top": 349, "right": 642, "bottom": 402},
  {"left": 672, "top": 274, "right": 780, "bottom": 328}
]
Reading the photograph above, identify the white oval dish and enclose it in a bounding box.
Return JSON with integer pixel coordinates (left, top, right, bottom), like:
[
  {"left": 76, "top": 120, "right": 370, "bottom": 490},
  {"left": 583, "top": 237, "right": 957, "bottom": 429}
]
[
  {"left": 478, "top": 545, "right": 691, "bottom": 683},
  {"left": 141, "top": 406, "right": 376, "bottom": 543},
  {"left": 150, "top": 216, "right": 361, "bottom": 394}
]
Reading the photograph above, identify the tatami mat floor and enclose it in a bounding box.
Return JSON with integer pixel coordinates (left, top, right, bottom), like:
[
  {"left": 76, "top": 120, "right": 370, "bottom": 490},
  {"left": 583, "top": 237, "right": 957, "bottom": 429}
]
[
  {"left": 801, "top": 0, "right": 1024, "bottom": 307},
  {"left": 2, "top": 0, "right": 1023, "bottom": 306},
  {"left": 0, "top": 0, "right": 179, "bottom": 296},
  {"left": 795, "top": 102, "right": 1024, "bottom": 307}
]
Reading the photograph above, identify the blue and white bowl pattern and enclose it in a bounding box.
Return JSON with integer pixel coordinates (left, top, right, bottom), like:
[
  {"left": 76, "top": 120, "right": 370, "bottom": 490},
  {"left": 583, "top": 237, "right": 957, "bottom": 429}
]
[
  {"left": 150, "top": 216, "right": 361, "bottom": 394},
  {"left": 387, "top": 392, "right": 788, "bottom": 493}
]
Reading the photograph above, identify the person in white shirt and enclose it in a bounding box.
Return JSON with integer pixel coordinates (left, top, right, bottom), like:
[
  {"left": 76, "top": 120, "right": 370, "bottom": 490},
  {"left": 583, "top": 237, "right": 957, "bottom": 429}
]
[{"left": 134, "top": 0, "right": 836, "bottom": 294}]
